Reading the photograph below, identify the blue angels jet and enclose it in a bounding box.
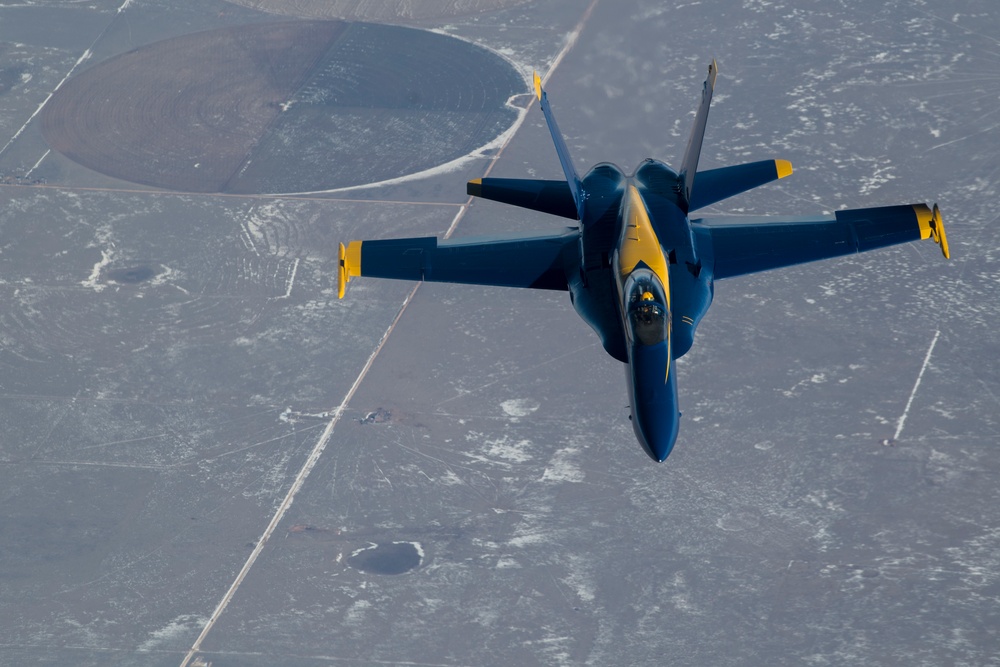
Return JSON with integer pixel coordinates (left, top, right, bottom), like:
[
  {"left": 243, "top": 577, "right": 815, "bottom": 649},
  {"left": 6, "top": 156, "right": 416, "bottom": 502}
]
[{"left": 338, "top": 62, "right": 949, "bottom": 462}]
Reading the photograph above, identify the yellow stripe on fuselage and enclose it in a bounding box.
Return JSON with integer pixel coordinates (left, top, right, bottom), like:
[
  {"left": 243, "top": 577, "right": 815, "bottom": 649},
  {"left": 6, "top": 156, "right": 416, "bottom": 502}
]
[
  {"left": 617, "top": 185, "right": 671, "bottom": 382},
  {"left": 618, "top": 185, "right": 670, "bottom": 309}
]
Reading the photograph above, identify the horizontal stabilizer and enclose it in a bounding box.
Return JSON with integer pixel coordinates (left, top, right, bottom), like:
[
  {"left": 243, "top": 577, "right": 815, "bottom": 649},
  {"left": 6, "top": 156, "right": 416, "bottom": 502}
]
[
  {"left": 689, "top": 159, "right": 792, "bottom": 212},
  {"left": 337, "top": 229, "right": 580, "bottom": 298},
  {"left": 695, "top": 203, "right": 946, "bottom": 280},
  {"left": 468, "top": 178, "right": 578, "bottom": 219}
]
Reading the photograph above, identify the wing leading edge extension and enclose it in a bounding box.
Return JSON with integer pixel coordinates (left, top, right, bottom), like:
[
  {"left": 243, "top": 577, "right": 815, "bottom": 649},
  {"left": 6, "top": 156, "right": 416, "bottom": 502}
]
[
  {"left": 338, "top": 229, "right": 579, "bottom": 298},
  {"left": 695, "top": 203, "right": 948, "bottom": 280}
]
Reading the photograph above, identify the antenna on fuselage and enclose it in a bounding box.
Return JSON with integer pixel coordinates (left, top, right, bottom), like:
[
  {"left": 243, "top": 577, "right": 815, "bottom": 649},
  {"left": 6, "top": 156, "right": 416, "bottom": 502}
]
[
  {"left": 679, "top": 59, "right": 718, "bottom": 212},
  {"left": 534, "top": 72, "right": 586, "bottom": 221}
]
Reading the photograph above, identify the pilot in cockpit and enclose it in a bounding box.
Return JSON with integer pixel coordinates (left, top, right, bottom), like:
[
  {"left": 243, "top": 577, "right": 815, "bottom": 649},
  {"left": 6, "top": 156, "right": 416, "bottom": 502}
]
[{"left": 625, "top": 271, "right": 668, "bottom": 346}]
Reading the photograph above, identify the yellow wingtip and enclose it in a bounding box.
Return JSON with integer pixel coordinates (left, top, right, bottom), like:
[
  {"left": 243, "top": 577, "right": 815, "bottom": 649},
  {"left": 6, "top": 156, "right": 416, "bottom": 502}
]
[
  {"left": 338, "top": 241, "right": 363, "bottom": 299},
  {"left": 337, "top": 242, "right": 347, "bottom": 299},
  {"left": 915, "top": 204, "right": 949, "bottom": 259},
  {"left": 933, "top": 204, "right": 949, "bottom": 259},
  {"left": 775, "top": 159, "right": 793, "bottom": 179},
  {"left": 533, "top": 71, "right": 542, "bottom": 101}
]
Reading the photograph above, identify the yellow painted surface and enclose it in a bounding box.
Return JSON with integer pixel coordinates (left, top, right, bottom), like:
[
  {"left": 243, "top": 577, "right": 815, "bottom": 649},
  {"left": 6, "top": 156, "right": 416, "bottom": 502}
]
[
  {"left": 915, "top": 203, "right": 934, "bottom": 239},
  {"left": 915, "top": 203, "right": 950, "bottom": 259},
  {"left": 618, "top": 185, "right": 670, "bottom": 307},
  {"left": 775, "top": 159, "right": 793, "bottom": 179},
  {"left": 337, "top": 240, "right": 363, "bottom": 299},
  {"left": 932, "top": 203, "right": 949, "bottom": 259},
  {"left": 346, "top": 240, "right": 362, "bottom": 276},
  {"left": 617, "top": 185, "right": 672, "bottom": 382}
]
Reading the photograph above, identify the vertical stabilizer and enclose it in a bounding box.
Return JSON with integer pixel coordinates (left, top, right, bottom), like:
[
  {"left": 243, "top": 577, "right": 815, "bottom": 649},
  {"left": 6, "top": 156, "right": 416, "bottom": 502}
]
[
  {"left": 534, "top": 72, "right": 585, "bottom": 220},
  {"left": 679, "top": 60, "right": 718, "bottom": 211}
]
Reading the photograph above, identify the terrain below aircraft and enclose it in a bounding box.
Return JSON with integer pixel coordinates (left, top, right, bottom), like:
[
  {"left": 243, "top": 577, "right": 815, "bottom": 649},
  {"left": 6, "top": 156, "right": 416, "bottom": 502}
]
[{"left": 338, "top": 62, "right": 949, "bottom": 462}]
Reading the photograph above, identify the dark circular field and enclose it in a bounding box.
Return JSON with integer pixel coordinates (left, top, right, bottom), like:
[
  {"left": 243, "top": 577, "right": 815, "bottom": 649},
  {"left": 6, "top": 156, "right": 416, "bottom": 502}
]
[
  {"left": 41, "top": 21, "right": 523, "bottom": 194},
  {"left": 226, "top": 0, "right": 531, "bottom": 21}
]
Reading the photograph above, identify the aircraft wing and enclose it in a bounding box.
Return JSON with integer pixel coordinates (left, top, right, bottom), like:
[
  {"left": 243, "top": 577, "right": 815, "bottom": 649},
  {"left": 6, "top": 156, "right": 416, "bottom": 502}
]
[
  {"left": 338, "top": 228, "right": 579, "bottom": 298},
  {"left": 694, "top": 203, "right": 948, "bottom": 280}
]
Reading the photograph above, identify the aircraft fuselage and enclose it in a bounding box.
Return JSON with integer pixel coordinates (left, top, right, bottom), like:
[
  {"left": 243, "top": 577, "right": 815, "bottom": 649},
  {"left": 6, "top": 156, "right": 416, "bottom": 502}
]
[{"left": 566, "top": 161, "right": 714, "bottom": 461}]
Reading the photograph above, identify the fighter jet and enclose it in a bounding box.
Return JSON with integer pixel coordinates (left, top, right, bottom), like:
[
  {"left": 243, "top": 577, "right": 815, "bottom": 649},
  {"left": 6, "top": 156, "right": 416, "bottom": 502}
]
[{"left": 338, "top": 62, "right": 949, "bottom": 462}]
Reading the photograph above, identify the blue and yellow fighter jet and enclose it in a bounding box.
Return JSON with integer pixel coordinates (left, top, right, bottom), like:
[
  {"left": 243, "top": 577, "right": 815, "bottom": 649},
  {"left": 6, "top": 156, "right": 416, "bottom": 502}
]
[{"left": 338, "top": 62, "right": 949, "bottom": 462}]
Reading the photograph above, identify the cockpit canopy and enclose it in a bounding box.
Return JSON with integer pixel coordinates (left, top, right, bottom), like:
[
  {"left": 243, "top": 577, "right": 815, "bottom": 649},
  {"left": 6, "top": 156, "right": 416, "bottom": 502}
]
[{"left": 624, "top": 269, "right": 668, "bottom": 346}]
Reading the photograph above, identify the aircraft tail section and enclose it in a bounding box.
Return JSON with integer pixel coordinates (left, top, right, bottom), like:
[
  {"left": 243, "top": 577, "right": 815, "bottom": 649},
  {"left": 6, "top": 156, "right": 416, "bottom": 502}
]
[
  {"left": 679, "top": 60, "right": 718, "bottom": 211},
  {"left": 467, "top": 178, "right": 578, "bottom": 220},
  {"left": 689, "top": 159, "right": 793, "bottom": 211},
  {"left": 534, "top": 72, "right": 585, "bottom": 220}
]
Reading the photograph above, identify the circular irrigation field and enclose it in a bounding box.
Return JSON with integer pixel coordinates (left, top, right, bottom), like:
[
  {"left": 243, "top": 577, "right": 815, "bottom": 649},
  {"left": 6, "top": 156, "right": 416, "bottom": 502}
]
[
  {"left": 41, "top": 21, "right": 524, "bottom": 194},
  {"left": 225, "top": 0, "right": 531, "bottom": 22}
]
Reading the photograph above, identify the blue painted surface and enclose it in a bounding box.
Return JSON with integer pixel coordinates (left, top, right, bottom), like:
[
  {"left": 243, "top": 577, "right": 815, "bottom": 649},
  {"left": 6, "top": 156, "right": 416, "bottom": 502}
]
[
  {"left": 627, "top": 343, "right": 680, "bottom": 463},
  {"left": 689, "top": 160, "right": 786, "bottom": 212}
]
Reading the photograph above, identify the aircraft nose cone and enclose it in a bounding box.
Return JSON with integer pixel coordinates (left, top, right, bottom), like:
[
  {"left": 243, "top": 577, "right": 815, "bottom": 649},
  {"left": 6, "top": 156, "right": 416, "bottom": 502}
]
[
  {"left": 646, "top": 439, "right": 673, "bottom": 463},
  {"left": 635, "top": 408, "right": 680, "bottom": 463},
  {"left": 627, "top": 343, "right": 681, "bottom": 463}
]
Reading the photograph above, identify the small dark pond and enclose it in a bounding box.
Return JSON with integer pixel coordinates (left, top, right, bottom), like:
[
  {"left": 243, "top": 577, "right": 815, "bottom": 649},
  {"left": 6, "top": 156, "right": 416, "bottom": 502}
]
[{"left": 347, "top": 542, "right": 422, "bottom": 575}]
